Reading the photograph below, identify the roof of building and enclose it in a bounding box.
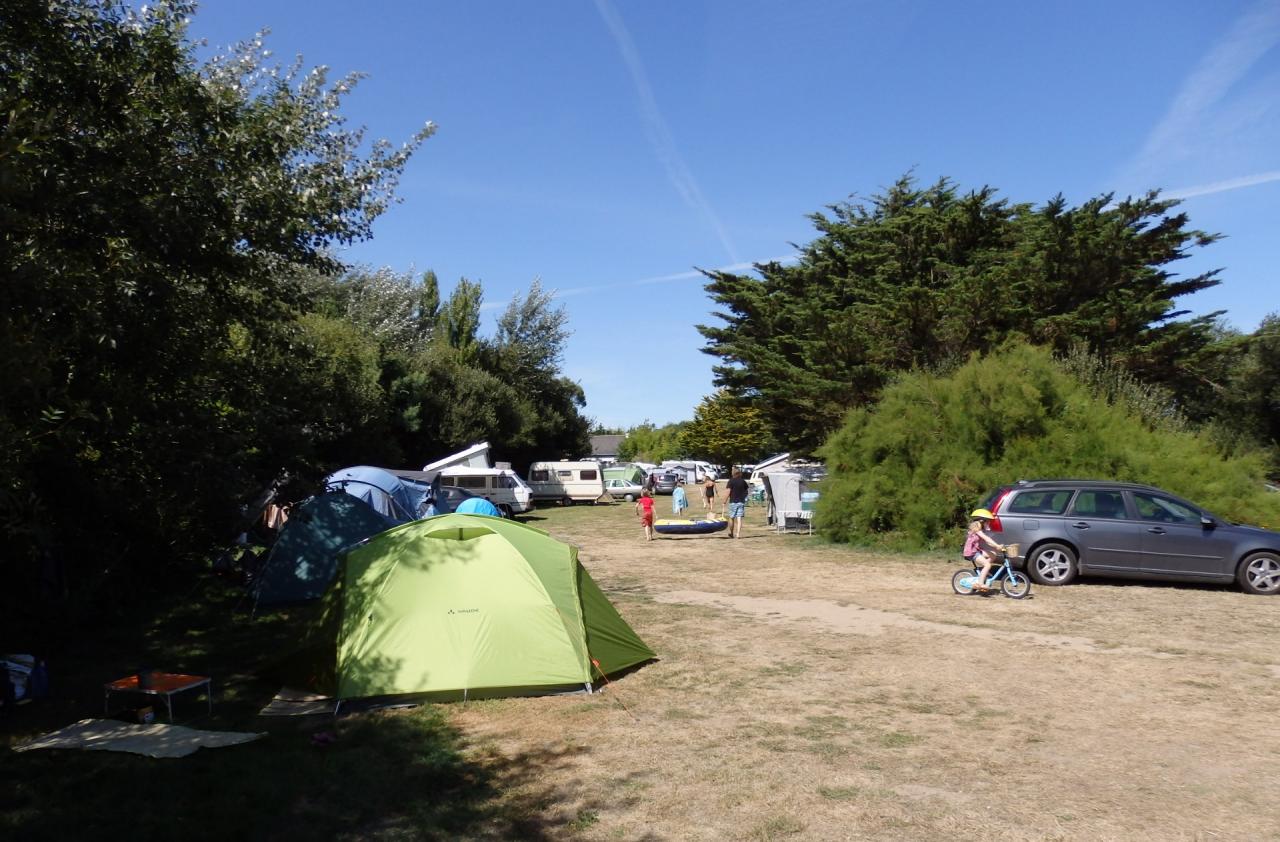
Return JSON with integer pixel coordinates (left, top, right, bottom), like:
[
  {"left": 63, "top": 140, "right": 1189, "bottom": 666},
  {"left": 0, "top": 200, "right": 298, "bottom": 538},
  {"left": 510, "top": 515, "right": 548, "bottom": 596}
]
[{"left": 590, "top": 434, "right": 625, "bottom": 457}]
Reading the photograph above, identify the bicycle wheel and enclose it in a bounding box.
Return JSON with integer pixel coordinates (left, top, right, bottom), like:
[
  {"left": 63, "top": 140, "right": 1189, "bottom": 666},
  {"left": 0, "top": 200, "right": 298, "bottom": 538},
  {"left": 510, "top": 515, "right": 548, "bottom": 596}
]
[
  {"left": 952, "top": 569, "right": 978, "bottom": 595},
  {"left": 1001, "top": 570, "right": 1032, "bottom": 599}
]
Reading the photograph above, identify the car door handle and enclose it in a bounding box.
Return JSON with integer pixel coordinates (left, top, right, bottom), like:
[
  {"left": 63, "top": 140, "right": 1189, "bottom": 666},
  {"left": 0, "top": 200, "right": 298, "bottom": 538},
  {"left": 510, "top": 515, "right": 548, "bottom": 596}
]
[
  {"left": 1071, "top": 522, "right": 1090, "bottom": 530},
  {"left": 1147, "top": 527, "right": 1166, "bottom": 535}
]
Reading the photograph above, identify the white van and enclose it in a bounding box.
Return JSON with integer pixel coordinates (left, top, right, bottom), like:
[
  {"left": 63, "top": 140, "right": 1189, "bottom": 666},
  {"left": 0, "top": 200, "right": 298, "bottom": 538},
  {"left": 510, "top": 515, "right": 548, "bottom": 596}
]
[
  {"left": 436, "top": 467, "right": 533, "bottom": 517},
  {"left": 527, "top": 461, "right": 608, "bottom": 504}
]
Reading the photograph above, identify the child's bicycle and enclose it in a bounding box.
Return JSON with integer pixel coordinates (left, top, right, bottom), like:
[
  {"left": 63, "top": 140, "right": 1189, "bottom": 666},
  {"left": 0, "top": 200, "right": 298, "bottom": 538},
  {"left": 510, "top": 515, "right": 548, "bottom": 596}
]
[{"left": 952, "top": 544, "right": 1031, "bottom": 599}]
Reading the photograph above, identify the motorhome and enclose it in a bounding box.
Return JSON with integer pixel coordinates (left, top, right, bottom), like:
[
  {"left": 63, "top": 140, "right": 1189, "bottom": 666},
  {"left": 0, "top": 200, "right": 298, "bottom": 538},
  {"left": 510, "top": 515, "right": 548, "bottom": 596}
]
[
  {"left": 435, "top": 466, "right": 533, "bottom": 517},
  {"left": 527, "top": 461, "right": 609, "bottom": 504},
  {"left": 660, "top": 460, "right": 718, "bottom": 484},
  {"left": 748, "top": 453, "right": 792, "bottom": 487}
]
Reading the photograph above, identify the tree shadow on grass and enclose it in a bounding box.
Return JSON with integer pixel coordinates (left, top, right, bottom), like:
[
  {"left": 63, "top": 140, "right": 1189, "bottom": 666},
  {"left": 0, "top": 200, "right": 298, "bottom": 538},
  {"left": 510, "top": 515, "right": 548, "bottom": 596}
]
[
  {"left": 0, "top": 576, "right": 586, "bottom": 840},
  {"left": 1, "top": 703, "right": 579, "bottom": 841}
]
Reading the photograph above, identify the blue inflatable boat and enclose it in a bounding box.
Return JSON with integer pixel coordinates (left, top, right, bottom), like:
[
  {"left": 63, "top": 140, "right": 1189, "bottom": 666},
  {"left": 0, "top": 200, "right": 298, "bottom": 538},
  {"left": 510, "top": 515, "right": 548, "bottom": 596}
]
[{"left": 654, "top": 517, "right": 729, "bottom": 535}]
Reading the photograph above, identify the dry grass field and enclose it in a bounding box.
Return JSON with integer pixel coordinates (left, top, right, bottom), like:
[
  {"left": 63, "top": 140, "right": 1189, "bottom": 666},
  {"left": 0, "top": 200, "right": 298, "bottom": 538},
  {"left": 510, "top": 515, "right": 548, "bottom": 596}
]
[{"left": 443, "top": 498, "right": 1280, "bottom": 841}]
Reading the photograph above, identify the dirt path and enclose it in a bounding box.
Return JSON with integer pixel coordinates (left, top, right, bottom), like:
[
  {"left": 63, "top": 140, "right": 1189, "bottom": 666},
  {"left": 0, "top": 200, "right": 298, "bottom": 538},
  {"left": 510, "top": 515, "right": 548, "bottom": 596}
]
[{"left": 448, "top": 503, "right": 1280, "bottom": 841}]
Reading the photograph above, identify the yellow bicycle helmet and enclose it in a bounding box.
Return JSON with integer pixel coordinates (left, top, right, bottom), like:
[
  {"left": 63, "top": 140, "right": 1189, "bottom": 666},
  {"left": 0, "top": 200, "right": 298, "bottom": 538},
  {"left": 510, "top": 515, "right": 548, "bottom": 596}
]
[{"left": 970, "top": 508, "right": 995, "bottom": 520}]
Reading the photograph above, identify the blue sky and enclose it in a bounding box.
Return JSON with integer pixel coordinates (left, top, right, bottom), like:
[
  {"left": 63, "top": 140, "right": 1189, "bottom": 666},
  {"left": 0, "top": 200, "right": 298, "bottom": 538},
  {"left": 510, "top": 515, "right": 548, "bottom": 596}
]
[{"left": 188, "top": 1, "right": 1280, "bottom": 430}]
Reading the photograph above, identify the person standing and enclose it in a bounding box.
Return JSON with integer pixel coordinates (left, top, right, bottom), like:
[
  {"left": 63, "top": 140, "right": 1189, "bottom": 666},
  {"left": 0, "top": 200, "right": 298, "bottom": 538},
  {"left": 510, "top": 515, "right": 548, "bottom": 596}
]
[
  {"left": 722, "top": 468, "right": 750, "bottom": 538},
  {"left": 672, "top": 479, "right": 688, "bottom": 515},
  {"left": 702, "top": 475, "right": 716, "bottom": 514},
  {"left": 635, "top": 490, "right": 656, "bottom": 541}
]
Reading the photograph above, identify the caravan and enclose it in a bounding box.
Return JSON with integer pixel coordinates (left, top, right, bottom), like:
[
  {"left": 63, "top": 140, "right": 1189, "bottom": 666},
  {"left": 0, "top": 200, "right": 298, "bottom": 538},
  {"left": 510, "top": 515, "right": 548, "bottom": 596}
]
[
  {"left": 528, "top": 461, "right": 608, "bottom": 504},
  {"left": 435, "top": 466, "right": 533, "bottom": 517}
]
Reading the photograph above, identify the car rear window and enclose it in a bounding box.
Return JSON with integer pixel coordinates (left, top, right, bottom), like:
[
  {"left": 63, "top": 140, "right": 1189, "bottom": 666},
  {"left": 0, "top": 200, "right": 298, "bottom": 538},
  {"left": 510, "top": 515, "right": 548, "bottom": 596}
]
[
  {"left": 1006, "top": 490, "right": 1072, "bottom": 515},
  {"left": 980, "top": 486, "right": 1012, "bottom": 510},
  {"left": 1068, "top": 490, "right": 1128, "bottom": 519}
]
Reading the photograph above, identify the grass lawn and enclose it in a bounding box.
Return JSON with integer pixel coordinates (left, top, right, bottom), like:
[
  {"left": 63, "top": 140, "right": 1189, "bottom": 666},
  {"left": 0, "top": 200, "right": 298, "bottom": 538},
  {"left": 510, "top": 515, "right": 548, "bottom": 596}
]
[{"left": 4, "top": 495, "right": 1280, "bottom": 840}]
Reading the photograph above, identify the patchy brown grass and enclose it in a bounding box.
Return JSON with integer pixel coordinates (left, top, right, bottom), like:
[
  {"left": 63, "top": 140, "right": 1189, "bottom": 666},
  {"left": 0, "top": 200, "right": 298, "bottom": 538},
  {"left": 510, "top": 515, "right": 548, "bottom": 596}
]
[{"left": 448, "top": 500, "right": 1280, "bottom": 840}]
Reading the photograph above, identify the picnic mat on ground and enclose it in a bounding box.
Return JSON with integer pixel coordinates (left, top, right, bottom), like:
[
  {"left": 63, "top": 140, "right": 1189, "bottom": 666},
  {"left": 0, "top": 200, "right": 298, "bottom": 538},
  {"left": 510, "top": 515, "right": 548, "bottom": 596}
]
[
  {"left": 258, "top": 687, "right": 335, "bottom": 716},
  {"left": 14, "top": 719, "right": 264, "bottom": 758}
]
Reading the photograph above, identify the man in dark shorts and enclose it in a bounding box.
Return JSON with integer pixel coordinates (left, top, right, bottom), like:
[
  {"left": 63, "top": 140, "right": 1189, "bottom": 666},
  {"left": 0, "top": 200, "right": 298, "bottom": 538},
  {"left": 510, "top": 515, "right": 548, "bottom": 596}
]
[{"left": 722, "top": 468, "right": 750, "bottom": 538}]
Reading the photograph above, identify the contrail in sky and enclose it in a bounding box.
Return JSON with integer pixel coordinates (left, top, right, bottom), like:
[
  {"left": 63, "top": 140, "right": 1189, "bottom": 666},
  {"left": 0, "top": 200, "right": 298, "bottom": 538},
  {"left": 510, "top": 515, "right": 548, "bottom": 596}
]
[
  {"left": 1131, "top": 1, "right": 1280, "bottom": 174},
  {"left": 553, "top": 255, "right": 796, "bottom": 300},
  {"left": 1165, "top": 170, "right": 1280, "bottom": 200},
  {"left": 479, "top": 255, "right": 798, "bottom": 311},
  {"left": 593, "top": 0, "right": 742, "bottom": 264}
]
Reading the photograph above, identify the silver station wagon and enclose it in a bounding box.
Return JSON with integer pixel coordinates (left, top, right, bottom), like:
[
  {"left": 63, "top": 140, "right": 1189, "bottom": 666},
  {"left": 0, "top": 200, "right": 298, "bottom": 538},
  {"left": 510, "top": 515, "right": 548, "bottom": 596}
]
[{"left": 979, "top": 480, "right": 1280, "bottom": 595}]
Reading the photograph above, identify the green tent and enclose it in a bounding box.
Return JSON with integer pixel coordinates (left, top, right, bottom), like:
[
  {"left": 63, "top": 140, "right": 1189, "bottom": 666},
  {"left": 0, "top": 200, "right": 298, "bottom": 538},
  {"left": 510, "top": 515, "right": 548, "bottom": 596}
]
[
  {"left": 254, "top": 492, "right": 393, "bottom": 608},
  {"left": 304, "top": 513, "right": 654, "bottom": 701},
  {"left": 604, "top": 464, "right": 645, "bottom": 485}
]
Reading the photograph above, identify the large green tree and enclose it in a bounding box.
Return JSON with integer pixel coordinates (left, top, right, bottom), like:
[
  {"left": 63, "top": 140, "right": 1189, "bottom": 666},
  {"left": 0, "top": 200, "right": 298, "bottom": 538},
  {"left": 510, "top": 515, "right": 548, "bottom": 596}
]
[
  {"left": 677, "top": 390, "right": 772, "bottom": 469},
  {"left": 483, "top": 280, "right": 590, "bottom": 470},
  {"left": 618, "top": 422, "right": 686, "bottom": 463},
  {"left": 1215, "top": 315, "right": 1280, "bottom": 463},
  {"left": 817, "top": 342, "right": 1280, "bottom": 549},
  {"left": 699, "top": 175, "right": 1222, "bottom": 453},
  {"left": 0, "top": 0, "right": 431, "bottom": 633}
]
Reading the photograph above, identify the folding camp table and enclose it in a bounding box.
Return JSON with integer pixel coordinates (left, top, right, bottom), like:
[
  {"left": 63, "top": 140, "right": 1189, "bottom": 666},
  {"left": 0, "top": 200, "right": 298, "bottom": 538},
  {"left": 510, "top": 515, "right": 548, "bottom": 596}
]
[{"left": 104, "top": 672, "right": 212, "bottom": 721}]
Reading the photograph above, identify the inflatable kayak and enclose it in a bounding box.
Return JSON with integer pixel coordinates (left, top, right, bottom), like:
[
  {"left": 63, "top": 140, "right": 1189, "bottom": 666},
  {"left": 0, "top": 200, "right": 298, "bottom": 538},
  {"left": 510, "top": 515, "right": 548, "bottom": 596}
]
[{"left": 654, "top": 517, "right": 728, "bottom": 535}]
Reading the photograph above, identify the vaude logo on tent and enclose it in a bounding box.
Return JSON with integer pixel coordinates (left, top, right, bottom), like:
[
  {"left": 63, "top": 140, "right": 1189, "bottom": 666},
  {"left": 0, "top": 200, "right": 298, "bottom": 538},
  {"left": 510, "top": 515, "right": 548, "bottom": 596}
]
[{"left": 448, "top": 608, "right": 480, "bottom": 615}]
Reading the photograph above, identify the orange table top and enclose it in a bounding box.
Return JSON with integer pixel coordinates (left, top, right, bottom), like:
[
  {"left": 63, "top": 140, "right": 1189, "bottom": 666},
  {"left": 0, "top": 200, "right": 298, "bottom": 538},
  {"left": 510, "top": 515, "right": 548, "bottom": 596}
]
[{"left": 105, "top": 672, "right": 210, "bottom": 693}]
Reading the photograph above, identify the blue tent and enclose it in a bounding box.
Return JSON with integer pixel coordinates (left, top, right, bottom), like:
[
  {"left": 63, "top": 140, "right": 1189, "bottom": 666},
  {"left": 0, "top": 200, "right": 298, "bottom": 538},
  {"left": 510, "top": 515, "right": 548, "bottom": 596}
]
[
  {"left": 402, "top": 473, "right": 453, "bottom": 517},
  {"left": 454, "top": 497, "right": 502, "bottom": 517},
  {"left": 324, "top": 466, "right": 426, "bottom": 523},
  {"left": 254, "top": 492, "right": 393, "bottom": 606}
]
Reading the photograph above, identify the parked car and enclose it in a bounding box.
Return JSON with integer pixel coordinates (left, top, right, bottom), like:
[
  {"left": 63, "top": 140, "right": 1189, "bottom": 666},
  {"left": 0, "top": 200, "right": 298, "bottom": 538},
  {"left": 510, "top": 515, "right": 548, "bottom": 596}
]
[
  {"left": 649, "top": 472, "right": 679, "bottom": 495},
  {"left": 978, "top": 480, "right": 1280, "bottom": 595},
  {"left": 604, "top": 478, "right": 644, "bottom": 502}
]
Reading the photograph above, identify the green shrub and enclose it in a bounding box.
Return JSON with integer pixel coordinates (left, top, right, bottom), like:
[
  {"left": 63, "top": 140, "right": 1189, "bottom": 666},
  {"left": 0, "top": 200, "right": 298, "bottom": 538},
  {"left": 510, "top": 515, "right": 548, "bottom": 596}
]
[{"left": 817, "top": 342, "right": 1280, "bottom": 549}]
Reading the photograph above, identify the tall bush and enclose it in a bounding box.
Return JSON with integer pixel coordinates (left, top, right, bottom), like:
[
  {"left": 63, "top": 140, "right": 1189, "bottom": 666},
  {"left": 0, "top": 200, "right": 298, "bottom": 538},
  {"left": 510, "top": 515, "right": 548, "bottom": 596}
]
[{"left": 817, "top": 343, "right": 1280, "bottom": 549}]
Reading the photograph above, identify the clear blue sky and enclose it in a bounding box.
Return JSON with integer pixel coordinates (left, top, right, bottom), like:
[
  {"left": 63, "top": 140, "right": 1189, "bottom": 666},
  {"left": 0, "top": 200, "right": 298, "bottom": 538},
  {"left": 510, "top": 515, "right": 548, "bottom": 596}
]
[{"left": 188, "top": 0, "right": 1280, "bottom": 430}]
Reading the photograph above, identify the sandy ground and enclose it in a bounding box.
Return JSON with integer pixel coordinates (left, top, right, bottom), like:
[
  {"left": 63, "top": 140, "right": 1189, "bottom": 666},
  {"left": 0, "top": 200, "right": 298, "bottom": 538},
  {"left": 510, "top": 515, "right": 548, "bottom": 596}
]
[{"left": 446, "top": 501, "right": 1280, "bottom": 841}]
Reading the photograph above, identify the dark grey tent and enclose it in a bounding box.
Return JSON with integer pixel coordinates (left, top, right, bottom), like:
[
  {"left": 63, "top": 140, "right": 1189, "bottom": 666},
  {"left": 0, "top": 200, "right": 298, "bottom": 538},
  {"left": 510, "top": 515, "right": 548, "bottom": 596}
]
[{"left": 254, "top": 492, "right": 393, "bottom": 607}]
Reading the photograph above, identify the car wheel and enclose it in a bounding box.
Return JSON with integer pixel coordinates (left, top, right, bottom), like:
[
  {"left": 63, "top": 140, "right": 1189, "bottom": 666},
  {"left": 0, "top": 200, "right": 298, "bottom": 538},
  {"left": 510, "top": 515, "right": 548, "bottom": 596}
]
[
  {"left": 498, "top": 504, "right": 513, "bottom": 518},
  {"left": 1027, "top": 542, "right": 1078, "bottom": 586},
  {"left": 561, "top": 496, "right": 573, "bottom": 507},
  {"left": 624, "top": 493, "right": 635, "bottom": 502},
  {"left": 1237, "top": 551, "right": 1280, "bottom": 595}
]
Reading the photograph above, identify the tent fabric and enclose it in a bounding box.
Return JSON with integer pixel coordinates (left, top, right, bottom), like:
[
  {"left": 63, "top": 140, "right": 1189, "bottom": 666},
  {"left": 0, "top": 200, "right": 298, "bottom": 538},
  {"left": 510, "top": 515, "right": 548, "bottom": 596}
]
[
  {"left": 254, "top": 492, "right": 393, "bottom": 606},
  {"left": 762, "top": 472, "right": 814, "bottom": 533},
  {"left": 304, "top": 513, "right": 654, "bottom": 701},
  {"left": 324, "top": 466, "right": 426, "bottom": 523},
  {"left": 453, "top": 497, "right": 502, "bottom": 517},
  {"left": 603, "top": 464, "right": 645, "bottom": 485}
]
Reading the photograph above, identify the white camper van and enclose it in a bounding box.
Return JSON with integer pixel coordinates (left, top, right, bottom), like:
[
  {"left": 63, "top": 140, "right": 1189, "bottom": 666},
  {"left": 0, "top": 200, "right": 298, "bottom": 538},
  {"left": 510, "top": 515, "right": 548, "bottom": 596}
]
[
  {"left": 527, "top": 461, "right": 608, "bottom": 504},
  {"left": 435, "top": 466, "right": 533, "bottom": 517}
]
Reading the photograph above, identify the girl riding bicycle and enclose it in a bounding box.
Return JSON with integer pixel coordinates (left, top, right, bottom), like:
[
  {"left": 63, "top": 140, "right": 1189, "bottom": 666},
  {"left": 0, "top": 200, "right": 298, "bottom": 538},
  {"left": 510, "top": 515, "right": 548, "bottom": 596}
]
[{"left": 964, "top": 508, "right": 1009, "bottom": 592}]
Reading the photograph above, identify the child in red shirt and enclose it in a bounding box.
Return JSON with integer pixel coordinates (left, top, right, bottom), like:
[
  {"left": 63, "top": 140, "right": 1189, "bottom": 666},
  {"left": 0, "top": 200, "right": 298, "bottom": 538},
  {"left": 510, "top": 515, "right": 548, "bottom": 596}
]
[{"left": 635, "top": 490, "right": 656, "bottom": 541}]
